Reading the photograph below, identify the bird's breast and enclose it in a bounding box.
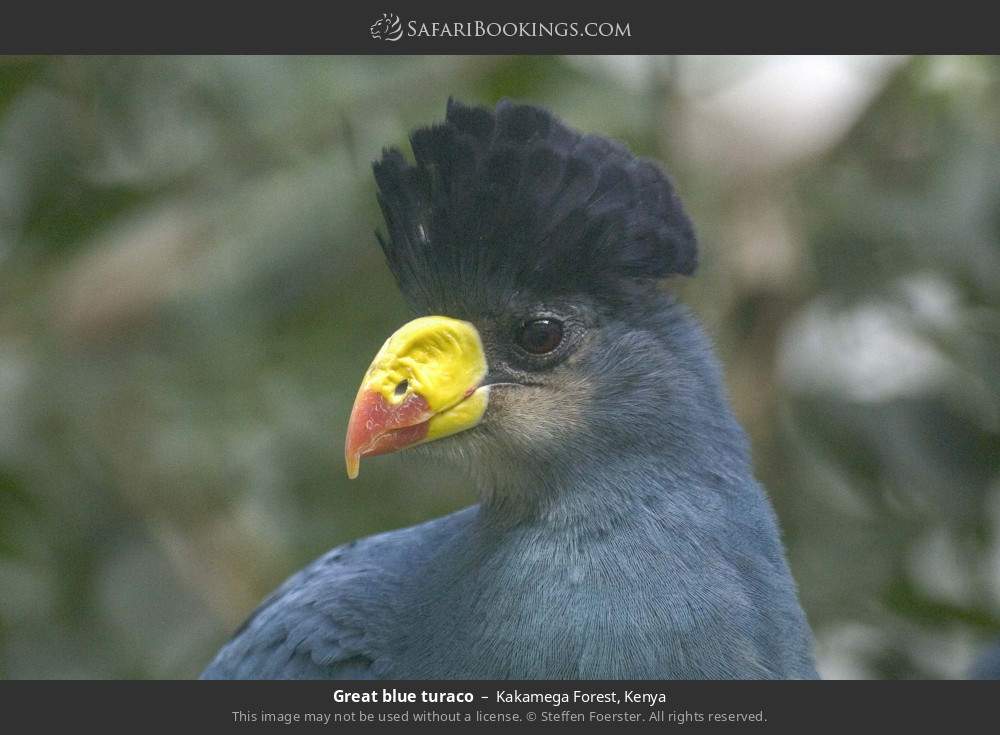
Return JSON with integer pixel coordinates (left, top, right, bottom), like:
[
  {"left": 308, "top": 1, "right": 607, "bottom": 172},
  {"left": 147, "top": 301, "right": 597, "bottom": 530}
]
[{"left": 382, "top": 530, "right": 723, "bottom": 678}]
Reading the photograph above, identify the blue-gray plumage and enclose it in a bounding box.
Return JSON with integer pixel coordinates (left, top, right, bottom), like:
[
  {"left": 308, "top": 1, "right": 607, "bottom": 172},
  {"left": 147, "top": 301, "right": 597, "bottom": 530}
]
[
  {"left": 201, "top": 99, "right": 818, "bottom": 679},
  {"left": 969, "top": 641, "right": 1000, "bottom": 679}
]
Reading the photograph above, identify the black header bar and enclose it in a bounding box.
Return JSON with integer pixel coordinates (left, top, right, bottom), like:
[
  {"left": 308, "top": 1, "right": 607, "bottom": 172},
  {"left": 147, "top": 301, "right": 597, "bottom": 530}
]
[{"left": 1, "top": 4, "right": 997, "bottom": 53}]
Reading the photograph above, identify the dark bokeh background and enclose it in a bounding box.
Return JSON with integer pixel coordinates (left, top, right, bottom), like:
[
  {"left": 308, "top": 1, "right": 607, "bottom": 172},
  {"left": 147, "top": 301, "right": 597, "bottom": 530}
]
[{"left": 1, "top": 55, "right": 998, "bottom": 679}]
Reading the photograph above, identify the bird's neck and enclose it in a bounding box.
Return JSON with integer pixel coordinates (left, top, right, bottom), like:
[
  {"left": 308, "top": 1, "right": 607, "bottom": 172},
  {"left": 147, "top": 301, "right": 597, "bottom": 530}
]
[{"left": 476, "top": 442, "right": 742, "bottom": 542}]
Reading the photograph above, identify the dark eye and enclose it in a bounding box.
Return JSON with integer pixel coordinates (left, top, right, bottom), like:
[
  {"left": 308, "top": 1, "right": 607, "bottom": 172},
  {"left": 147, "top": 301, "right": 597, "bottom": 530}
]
[{"left": 516, "top": 319, "right": 563, "bottom": 355}]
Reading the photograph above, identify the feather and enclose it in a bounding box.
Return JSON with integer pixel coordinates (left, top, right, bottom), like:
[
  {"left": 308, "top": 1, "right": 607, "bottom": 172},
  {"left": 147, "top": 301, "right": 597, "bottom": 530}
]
[{"left": 373, "top": 99, "right": 697, "bottom": 313}]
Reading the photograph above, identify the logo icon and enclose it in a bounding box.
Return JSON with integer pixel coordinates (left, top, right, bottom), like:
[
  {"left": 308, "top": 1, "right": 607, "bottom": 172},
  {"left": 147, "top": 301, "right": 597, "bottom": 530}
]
[{"left": 370, "top": 13, "right": 403, "bottom": 41}]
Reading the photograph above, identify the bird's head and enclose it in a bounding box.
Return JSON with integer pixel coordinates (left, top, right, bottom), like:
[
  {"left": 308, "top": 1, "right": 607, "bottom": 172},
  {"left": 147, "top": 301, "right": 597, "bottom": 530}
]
[{"left": 346, "top": 99, "right": 712, "bottom": 503}]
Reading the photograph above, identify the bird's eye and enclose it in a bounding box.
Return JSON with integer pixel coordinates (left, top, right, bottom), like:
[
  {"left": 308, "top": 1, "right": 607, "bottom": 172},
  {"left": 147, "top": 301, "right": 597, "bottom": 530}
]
[{"left": 516, "top": 319, "right": 564, "bottom": 355}]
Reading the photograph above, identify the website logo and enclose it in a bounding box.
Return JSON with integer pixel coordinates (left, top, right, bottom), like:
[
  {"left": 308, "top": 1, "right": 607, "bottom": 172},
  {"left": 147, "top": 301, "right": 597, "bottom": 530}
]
[{"left": 370, "top": 13, "right": 404, "bottom": 42}]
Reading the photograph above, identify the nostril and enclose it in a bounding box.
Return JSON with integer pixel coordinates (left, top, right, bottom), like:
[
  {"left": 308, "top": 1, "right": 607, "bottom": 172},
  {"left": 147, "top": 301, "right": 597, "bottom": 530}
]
[{"left": 394, "top": 379, "right": 409, "bottom": 397}]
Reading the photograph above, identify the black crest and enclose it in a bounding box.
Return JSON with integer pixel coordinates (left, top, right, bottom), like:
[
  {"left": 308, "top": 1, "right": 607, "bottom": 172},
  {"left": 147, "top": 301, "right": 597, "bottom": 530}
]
[{"left": 372, "top": 99, "right": 697, "bottom": 313}]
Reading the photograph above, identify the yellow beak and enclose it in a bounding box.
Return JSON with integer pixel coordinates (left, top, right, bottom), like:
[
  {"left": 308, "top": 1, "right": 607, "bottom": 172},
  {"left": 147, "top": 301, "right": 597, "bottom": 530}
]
[{"left": 344, "top": 316, "right": 490, "bottom": 479}]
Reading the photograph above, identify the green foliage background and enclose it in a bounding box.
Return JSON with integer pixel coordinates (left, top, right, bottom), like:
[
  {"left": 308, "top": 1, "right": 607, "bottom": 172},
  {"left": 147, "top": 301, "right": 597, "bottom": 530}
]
[{"left": 1, "top": 55, "right": 998, "bottom": 678}]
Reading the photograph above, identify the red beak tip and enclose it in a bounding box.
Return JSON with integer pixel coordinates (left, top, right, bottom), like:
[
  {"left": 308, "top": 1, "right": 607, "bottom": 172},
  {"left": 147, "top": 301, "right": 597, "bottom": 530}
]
[{"left": 344, "top": 388, "right": 434, "bottom": 479}]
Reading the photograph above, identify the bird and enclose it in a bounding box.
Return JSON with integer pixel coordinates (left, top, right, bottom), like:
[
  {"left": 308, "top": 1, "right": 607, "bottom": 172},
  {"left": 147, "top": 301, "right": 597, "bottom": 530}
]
[{"left": 201, "top": 99, "right": 818, "bottom": 680}]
